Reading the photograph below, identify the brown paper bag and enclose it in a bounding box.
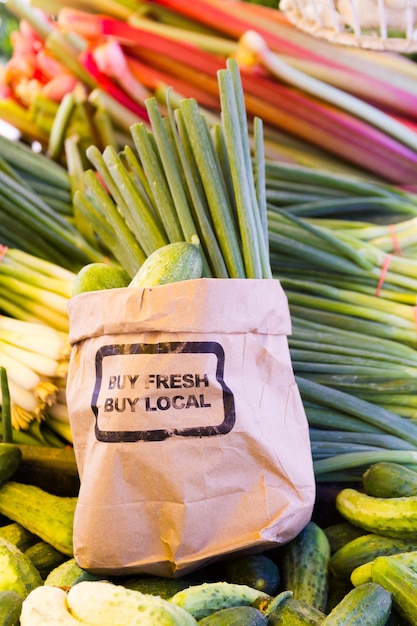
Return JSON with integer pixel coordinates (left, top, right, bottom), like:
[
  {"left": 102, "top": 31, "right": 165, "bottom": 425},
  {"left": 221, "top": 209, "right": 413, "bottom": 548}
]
[{"left": 66, "top": 278, "right": 315, "bottom": 577}]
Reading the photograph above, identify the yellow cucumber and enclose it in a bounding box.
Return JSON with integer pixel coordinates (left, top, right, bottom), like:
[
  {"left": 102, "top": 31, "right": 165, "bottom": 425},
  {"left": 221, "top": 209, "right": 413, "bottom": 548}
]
[
  {"left": 66, "top": 580, "right": 198, "bottom": 625},
  {"left": 278, "top": 521, "right": 331, "bottom": 612},
  {"left": 129, "top": 238, "right": 203, "bottom": 288},
  {"left": 335, "top": 488, "right": 417, "bottom": 539},
  {"left": 0, "top": 481, "right": 76, "bottom": 555},
  {"left": 371, "top": 556, "right": 417, "bottom": 624},
  {"left": 329, "top": 533, "right": 417, "bottom": 579},
  {"left": 351, "top": 550, "right": 417, "bottom": 587},
  {"left": 322, "top": 582, "right": 391, "bottom": 625}
]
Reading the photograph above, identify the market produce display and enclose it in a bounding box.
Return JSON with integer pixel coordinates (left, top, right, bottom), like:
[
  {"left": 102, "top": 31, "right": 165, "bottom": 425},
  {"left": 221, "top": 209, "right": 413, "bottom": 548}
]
[{"left": 3, "top": 0, "right": 417, "bottom": 623}]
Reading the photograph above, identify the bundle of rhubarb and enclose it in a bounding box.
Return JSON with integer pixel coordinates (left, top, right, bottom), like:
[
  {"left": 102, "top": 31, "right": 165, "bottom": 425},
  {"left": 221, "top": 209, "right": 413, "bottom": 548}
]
[{"left": 3, "top": 0, "right": 417, "bottom": 183}]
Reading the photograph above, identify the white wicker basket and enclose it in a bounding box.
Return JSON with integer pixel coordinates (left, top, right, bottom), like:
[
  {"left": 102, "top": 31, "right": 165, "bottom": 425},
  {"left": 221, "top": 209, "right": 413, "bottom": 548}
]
[{"left": 280, "top": 0, "right": 417, "bottom": 51}]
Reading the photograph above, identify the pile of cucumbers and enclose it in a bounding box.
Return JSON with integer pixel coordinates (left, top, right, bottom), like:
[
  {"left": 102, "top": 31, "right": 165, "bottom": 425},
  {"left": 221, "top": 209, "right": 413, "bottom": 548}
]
[{"left": 2, "top": 440, "right": 417, "bottom": 624}]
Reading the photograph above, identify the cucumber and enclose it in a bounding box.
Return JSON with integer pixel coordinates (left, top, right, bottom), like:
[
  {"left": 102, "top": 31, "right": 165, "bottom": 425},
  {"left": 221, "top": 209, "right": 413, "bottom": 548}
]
[
  {"left": 329, "top": 533, "right": 417, "bottom": 579},
  {"left": 24, "top": 541, "right": 67, "bottom": 580},
  {"left": 122, "top": 575, "right": 197, "bottom": 600},
  {"left": 170, "top": 582, "right": 270, "bottom": 620},
  {"left": 0, "top": 537, "right": 43, "bottom": 599},
  {"left": 362, "top": 462, "right": 417, "bottom": 498},
  {"left": 322, "top": 582, "right": 392, "bottom": 625},
  {"left": 198, "top": 605, "right": 267, "bottom": 625},
  {"left": 371, "top": 556, "right": 417, "bottom": 625},
  {"left": 267, "top": 595, "right": 326, "bottom": 625},
  {"left": 0, "top": 523, "right": 37, "bottom": 552},
  {"left": 323, "top": 521, "right": 367, "bottom": 555},
  {"left": 128, "top": 238, "right": 203, "bottom": 288},
  {"left": 335, "top": 488, "right": 417, "bottom": 539},
  {"left": 278, "top": 521, "right": 330, "bottom": 612},
  {"left": 352, "top": 550, "right": 417, "bottom": 587},
  {"left": 72, "top": 262, "right": 131, "bottom": 295},
  {"left": 0, "top": 481, "right": 76, "bottom": 556},
  {"left": 0, "top": 590, "right": 23, "bottom": 626},
  {"left": 0, "top": 445, "right": 22, "bottom": 484},
  {"left": 223, "top": 553, "right": 281, "bottom": 596},
  {"left": 67, "top": 580, "right": 198, "bottom": 625},
  {"left": 44, "top": 557, "right": 103, "bottom": 587}
]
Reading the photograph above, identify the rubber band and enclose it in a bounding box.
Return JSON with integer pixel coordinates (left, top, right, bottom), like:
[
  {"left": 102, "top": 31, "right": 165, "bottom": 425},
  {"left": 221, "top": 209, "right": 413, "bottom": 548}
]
[
  {"left": 375, "top": 254, "right": 392, "bottom": 297},
  {"left": 0, "top": 245, "right": 8, "bottom": 263},
  {"left": 389, "top": 224, "right": 403, "bottom": 257}
]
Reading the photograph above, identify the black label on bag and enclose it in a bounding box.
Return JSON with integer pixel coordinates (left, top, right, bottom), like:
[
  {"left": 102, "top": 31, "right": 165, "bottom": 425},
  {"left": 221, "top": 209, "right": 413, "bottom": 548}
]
[{"left": 91, "top": 341, "right": 236, "bottom": 442}]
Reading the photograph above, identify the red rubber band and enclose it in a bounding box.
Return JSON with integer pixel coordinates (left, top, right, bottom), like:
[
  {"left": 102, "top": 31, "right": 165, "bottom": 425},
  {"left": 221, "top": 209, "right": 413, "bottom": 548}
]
[
  {"left": 389, "top": 224, "right": 403, "bottom": 256},
  {"left": 375, "top": 254, "right": 392, "bottom": 297}
]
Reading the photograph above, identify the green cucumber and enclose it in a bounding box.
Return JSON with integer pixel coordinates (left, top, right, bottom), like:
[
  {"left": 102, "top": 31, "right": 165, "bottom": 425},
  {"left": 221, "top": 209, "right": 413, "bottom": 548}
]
[
  {"left": 0, "top": 445, "right": 22, "bottom": 484},
  {"left": 24, "top": 541, "right": 67, "bottom": 580},
  {"left": 72, "top": 262, "right": 131, "bottom": 295},
  {"left": 371, "top": 556, "right": 417, "bottom": 624},
  {"left": 323, "top": 522, "right": 367, "bottom": 555},
  {"left": 0, "top": 523, "right": 37, "bottom": 552},
  {"left": 122, "top": 575, "right": 197, "bottom": 600},
  {"left": 198, "top": 605, "right": 268, "bottom": 625},
  {"left": 0, "top": 590, "right": 23, "bottom": 626},
  {"left": 329, "top": 533, "right": 417, "bottom": 579},
  {"left": 0, "top": 538, "right": 43, "bottom": 599},
  {"left": 362, "top": 462, "right": 417, "bottom": 498},
  {"left": 44, "top": 557, "right": 103, "bottom": 587},
  {"left": 223, "top": 553, "right": 281, "bottom": 596},
  {"left": 0, "top": 481, "right": 76, "bottom": 556},
  {"left": 322, "top": 582, "right": 392, "bottom": 625},
  {"left": 129, "top": 238, "right": 203, "bottom": 288},
  {"left": 278, "top": 521, "right": 331, "bottom": 612},
  {"left": 170, "top": 582, "right": 270, "bottom": 620},
  {"left": 335, "top": 488, "right": 417, "bottom": 539},
  {"left": 267, "top": 595, "right": 326, "bottom": 625}
]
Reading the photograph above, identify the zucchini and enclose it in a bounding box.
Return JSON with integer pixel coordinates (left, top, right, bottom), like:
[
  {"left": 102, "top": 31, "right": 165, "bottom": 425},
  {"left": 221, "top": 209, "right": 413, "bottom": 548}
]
[
  {"left": 335, "top": 488, "right": 417, "bottom": 539},
  {"left": 24, "top": 541, "right": 67, "bottom": 580},
  {"left": 278, "top": 521, "right": 330, "bottom": 612},
  {"left": 0, "top": 481, "right": 76, "bottom": 555},
  {"left": 0, "top": 445, "right": 22, "bottom": 484},
  {"left": 128, "top": 238, "right": 203, "bottom": 288},
  {"left": 362, "top": 462, "right": 417, "bottom": 498},
  {"left": 329, "top": 533, "right": 417, "bottom": 579},
  {"left": 198, "top": 605, "right": 267, "bottom": 625},
  {"left": 223, "top": 553, "right": 281, "bottom": 596},
  {"left": 323, "top": 521, "right": 367, "bottom": 555},
  {"left": 170, "top": 582, "right": 270, "bottom": 620},
  {"left": 0, "top": 537, "right": 43, "bottom": 599},
  {"left": 322, "top": 582, "right": 392, "bottom": 625},
  {"left": 72, "top": 262, "right": 131, "bottom": 295},
  {"left": 0, "top": 590, "right": 23, "bottom": 626},
  {"left": 371, "top": 556, "right": 417, "bottom": 625}
]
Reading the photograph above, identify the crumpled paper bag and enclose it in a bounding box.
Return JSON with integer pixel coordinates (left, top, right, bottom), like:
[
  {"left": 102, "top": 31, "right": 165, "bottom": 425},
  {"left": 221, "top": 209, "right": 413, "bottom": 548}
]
[{"left": 66, "top": 278, "right": 315, "bottom": 577}]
